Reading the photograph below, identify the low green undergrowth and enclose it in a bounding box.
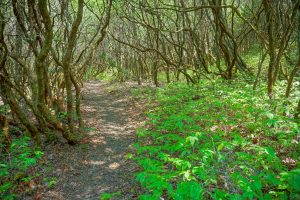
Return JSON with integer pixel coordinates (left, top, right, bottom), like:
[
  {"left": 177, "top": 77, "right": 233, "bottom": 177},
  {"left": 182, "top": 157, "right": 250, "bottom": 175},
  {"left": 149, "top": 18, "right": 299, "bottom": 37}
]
[
  {"left": 99, "top": 191, "right": 122, "bottom": 200},
  {"left": 0, "top": 136, "right": 44, "bottom": 200},
  {"left": 133, "top": 80, "right": 300, "bottom": 199}
]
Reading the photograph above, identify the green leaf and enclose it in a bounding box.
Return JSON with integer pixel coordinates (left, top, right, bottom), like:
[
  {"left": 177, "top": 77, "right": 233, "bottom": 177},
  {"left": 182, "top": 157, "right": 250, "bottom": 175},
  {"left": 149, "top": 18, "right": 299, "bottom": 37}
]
[
  {"left": 287, "top": 169, "right": 300, "bottom": 192},
  {"left": 125, "top": 153, "right": 134, "bottom": 159},
  {"left": 99, "top": 192, "right": 121, "bottom": 200},
  {"left": 34, "top": 151, "right": 44, "bottom": 159},
  {"left": 265, "top": 112, "right": 274, "bottom": 119},
  {"left": 3, "top": 194, "right": 15, "bottom": 200},
  {"left": 48, "top": 179, "right": 57, "bottom": 188},
  {"left": 25, "top": 158, "right": 37, "bottom": 166},
  {"left": 186, "top": 136, "right": 198, "bottom": 147},
  {"left": 0, "top": 182, "right": 12, "bottom": 193},
  {"left": 217, "top": 143, "right": 224, "bottom": 151},
  {"left": 139, "top": 194, "right": 159, "bottom": 200},
  {"left": 174, "top": 181, "right": 203, "bottom": 200}
]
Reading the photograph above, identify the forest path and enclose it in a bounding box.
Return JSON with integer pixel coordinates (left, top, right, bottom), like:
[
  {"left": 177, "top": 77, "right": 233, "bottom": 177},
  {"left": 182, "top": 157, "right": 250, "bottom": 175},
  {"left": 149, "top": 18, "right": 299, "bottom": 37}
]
[{"left": 43, "top": 81, "right": 144, "bottom": 200}]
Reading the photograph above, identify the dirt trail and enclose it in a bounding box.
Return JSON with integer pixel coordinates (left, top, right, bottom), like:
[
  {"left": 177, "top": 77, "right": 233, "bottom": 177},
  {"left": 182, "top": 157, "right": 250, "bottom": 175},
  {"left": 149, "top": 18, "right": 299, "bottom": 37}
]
[{"left": 43, "top": 81, "right": 143, "bottom": 200}]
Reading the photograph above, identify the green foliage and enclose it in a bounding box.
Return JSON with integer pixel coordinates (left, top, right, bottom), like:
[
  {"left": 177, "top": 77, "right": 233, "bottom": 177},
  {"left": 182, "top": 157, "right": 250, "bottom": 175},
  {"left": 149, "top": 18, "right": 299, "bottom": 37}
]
[
  {"left": 57, "top": 111, "right": 67, "bottom": 121},
  {"left": 42, "top": 177, "right": 57, "bottom": 189},
  {"left": 173, "top": 181, "right": 203, "bottom": 200},
  {"left": 131, "top": 86, "right": 156, "bottom": 100},
  {"left": 0, "top": 104, "right": 10, "bottom": 114},
  {"left": 279, "top": 169, "right": 300, "bottom": 199},
  {"left": 133, "top": 79, "right": 300, "bottom": 199},
  {"left": 0, "top": 136, "right": 44, "bottom": 199},
  {"left": 99, "top": 191, "right": 121, "bottom": 200}
]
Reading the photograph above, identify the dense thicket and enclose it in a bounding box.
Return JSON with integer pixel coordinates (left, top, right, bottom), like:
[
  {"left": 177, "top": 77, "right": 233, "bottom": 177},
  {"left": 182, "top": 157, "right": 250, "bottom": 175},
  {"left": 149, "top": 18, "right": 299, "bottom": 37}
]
[
  {"left": 106, "top": 0, "right": 300, "bottom": 97},
  {"left": 0, "top": 0, "right": 299, "bottom": 146},
  {"left": 0, "top": 0, "right": 112, "bottom": 145}
]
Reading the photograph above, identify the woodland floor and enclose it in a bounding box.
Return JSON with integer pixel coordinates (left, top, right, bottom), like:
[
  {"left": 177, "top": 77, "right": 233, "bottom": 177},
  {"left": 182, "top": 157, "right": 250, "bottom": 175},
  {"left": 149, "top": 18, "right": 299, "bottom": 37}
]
[{"left": 41, "top": 81, "right": 146, "bottom": 200}]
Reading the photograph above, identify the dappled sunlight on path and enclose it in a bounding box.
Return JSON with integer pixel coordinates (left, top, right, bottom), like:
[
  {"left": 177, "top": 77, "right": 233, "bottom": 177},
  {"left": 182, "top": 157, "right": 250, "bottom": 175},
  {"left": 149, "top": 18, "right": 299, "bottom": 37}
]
[{"left": 42, "top": 81, "right": 144, "bottom": 200}]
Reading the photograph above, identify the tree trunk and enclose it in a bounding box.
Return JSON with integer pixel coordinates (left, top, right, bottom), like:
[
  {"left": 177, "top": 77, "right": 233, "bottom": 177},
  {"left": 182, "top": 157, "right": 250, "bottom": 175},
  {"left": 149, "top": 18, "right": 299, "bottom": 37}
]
[
  {"left": 71, "top": 73, "right": 83, "bottom": 130},
  {"left": 286, "top": 4, "right": 300, "bottom": 98}
]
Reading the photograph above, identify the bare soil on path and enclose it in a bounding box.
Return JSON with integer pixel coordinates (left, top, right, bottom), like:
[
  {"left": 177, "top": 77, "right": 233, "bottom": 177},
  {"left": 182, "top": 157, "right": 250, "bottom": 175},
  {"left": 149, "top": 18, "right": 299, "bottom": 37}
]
[{"left": 42, "top": 81, "right": 145, "bottom": 200}]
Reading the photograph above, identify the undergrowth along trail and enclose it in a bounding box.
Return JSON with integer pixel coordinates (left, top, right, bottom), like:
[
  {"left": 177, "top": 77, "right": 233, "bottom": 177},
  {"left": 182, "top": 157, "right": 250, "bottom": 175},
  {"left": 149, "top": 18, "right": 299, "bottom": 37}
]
[{"left": 132, "top": 80, "right": 300, "bottom": 200}]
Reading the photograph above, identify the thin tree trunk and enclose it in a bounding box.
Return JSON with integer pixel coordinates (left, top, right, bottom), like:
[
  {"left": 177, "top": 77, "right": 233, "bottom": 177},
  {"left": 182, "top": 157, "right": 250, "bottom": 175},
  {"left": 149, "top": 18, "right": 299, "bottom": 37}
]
[
  {"left": 0, "top": 81, "right": 41, "bottom": 145},
  {"left": 61, "top": 0, "right": 84, "bottom": 142},
  {"left": 71, "top": 73, "right": 83, "bottom": 130},
  {"left": 286, "top": 5, "right": 300, "bottom": 98},
  {"left": 253, "top": 51, "right": 267, "bottom": 90}
]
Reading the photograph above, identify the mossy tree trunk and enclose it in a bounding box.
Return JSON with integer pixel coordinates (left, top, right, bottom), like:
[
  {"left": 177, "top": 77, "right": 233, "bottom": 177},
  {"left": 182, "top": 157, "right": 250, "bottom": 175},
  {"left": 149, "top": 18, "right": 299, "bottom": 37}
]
[{"left": 61, "top": 0, "right": 84, "bottom": 141}]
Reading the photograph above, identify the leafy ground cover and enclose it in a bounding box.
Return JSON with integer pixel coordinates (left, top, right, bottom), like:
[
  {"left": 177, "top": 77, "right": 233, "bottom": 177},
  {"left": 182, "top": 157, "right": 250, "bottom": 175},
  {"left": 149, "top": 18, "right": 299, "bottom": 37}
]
[
  {"left": 132, "top": 79, "right": 300, "bottom": 200},
  {"left": 0, "top": 136, "right": 45, "bottom": 200},
  {"left": 0, "top": 105, "right": 51, "bottom": 200}
]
